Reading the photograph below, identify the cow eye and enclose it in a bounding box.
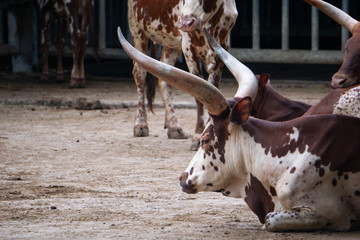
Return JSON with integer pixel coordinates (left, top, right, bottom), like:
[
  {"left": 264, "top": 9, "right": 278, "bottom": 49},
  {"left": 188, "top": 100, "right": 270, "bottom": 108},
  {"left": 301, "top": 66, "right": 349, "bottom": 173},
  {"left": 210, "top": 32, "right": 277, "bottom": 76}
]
[{"left": 201, "top": 137, "right": 210, "bottom": 147}]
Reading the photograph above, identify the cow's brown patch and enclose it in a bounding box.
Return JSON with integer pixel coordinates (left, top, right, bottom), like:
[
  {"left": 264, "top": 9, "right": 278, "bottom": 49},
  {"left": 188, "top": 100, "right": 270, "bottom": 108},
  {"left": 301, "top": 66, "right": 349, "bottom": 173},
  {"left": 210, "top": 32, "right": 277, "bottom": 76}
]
[
  {"left": 332, "top": 178, "right": 337, "bottom": 187},
  {"left": 135, "top": 0, "right": 180, "bottom": 36},
  {"left": 201, "top": 109, "right": 230, "bottom": 164},
  {"left": 208, "top": 3, "right": 224, "bottom": 31},
  {"left": 269, "top": 186, "right": 277, "bottom": 197},
  {"left": 202, "top": 0, "right": 219, "bottom": 14},
  {"left": 244, "top": 174, "right": 275, "bottom": 224},
  {"left": 242, "top": 115, "right": 360, "bottom": 175}
]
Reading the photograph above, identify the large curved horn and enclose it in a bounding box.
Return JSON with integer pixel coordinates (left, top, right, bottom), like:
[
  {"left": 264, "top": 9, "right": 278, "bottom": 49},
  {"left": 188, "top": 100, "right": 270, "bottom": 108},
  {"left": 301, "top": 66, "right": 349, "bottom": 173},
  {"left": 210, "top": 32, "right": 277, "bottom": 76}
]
[
  {"left": 303, "top": 0, "right": 357, "bottom": 33},
  {"left": 203, "top": 29, "right": 258, "bottom": 100},
  {"left": 117, "top": 27, "right": 229, "bottom": 116}
]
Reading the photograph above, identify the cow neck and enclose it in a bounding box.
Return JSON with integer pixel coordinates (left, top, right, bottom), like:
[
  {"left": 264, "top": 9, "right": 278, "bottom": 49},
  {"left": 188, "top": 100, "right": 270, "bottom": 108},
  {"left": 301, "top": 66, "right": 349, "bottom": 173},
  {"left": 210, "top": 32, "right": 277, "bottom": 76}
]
[{"left": 256, "top": 87, "right": 269, "bottom": 120}]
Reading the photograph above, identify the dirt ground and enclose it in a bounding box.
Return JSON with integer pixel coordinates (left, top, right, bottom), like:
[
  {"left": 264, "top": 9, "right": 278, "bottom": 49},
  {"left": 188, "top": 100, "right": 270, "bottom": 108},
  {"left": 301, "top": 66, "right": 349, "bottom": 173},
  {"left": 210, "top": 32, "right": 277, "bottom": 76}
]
[{"left": 0, "top": 73, "right": 359, "bottom": 239}]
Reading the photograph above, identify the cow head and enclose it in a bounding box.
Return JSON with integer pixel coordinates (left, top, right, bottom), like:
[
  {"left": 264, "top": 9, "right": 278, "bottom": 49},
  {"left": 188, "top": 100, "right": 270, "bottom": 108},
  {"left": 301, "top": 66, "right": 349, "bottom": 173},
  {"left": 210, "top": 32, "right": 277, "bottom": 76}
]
[
  {"left": 178, "top": 0, "right": 227, "bottom": 31},
  {"left": 304, "top": 0, "right": 360, "bottom": 88},
  {"left": 332, "top": 23, "right": 360, "bottom": 88},
  {"left": 179, "top": 97, "right": 252, "bottom": 193},
  {"left": 117, "top": 26, "right": 258, "bottom": 195}
]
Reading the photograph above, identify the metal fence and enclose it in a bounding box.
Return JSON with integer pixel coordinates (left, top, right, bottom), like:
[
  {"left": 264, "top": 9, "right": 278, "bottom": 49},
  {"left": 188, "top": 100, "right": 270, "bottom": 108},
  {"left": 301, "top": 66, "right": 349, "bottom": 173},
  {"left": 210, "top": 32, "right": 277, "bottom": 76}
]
[
  {"left": 93, "top": 0, "right": 358, "bottom": 64},
  {"left": 229, "top": 0, "right": 354, "bottom": 64},
  {"left": 1, "top": 0, "right": 359, "bottom": 68}
]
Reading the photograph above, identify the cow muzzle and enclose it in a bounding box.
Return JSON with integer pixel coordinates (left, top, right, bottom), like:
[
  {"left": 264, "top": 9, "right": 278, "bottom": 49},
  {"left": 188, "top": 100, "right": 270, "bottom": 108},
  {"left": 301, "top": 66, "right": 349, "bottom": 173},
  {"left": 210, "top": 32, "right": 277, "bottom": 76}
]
[
  {"left": 177, "top": 16, "right": 201, "bottom": 32},
  {"left": 331, "top": 73, "right": 356, "bottom": 88},
  {"left": 179, "top": 172, "right": 197, "bottom": 194}
]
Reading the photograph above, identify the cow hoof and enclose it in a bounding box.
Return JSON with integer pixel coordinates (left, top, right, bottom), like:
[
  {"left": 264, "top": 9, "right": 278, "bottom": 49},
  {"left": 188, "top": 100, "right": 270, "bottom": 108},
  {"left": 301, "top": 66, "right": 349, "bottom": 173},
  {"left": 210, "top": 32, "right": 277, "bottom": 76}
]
[
  {"left": 55, "top": 73, "right": 65, "bottom": 83},
  {"left": 189, "top": 139, "right": 200, "bottom": 151},
  {"left": 167, "top": 128, "right": 188, "bottom": 139},
  {"left": 69, "top": 78, "right": 85, "bottom": 88},
  {"left": 40, "top": 73, "right": 49, "bottom": 82},
  {"left": 134, "top": 126, "right": 149, "bottom": 137}
]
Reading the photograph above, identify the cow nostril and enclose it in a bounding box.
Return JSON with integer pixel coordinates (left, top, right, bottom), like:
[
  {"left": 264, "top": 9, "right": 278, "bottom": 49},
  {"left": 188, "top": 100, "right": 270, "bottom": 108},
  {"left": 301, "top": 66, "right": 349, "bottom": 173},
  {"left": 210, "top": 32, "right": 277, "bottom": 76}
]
[
  {"left": 332, "top": 74, "right": 347, "bottom": 88},
  {"left": 178, "top": 17, "right": 197, "bottom": 31},
  {"left": 179, "top": 172, "right": 189, "bottom": 183},
  {"left": 185, "top": 19, "right": 195, "bottom": 27}
]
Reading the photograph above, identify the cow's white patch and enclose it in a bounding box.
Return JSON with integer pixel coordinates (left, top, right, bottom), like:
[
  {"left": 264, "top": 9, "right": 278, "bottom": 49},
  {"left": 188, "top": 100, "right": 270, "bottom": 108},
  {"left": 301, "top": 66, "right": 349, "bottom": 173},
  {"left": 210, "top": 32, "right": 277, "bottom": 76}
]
[
  {"left": 333, "top": 86, "right": 360, "bottom": 117},
  {"left": 286, "top": 127, "right": 300, "bottom": 145}
]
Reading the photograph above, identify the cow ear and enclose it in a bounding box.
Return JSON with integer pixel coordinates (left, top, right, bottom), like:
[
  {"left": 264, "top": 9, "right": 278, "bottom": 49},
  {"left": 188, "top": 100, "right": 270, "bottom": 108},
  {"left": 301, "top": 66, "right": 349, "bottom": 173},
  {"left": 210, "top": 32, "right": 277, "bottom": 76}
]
[
  {"left": 258, "top": 73, "right": 270, "bottom": 90},
  {"left": 230, "top": 97, "right": 252, "bottom": 124}
]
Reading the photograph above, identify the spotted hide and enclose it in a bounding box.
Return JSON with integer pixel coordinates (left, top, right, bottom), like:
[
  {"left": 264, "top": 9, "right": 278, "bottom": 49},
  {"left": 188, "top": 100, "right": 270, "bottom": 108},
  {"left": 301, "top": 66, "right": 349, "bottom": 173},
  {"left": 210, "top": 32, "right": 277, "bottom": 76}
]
[
  {"left": 127, "top": 0, "right": 238, "bottom": 149},
  {"left": 117, "top": 27, "right": 360, "bottom": 232},
  {"left": 33, "top": 0, "right": 96, "bottom": 88}
]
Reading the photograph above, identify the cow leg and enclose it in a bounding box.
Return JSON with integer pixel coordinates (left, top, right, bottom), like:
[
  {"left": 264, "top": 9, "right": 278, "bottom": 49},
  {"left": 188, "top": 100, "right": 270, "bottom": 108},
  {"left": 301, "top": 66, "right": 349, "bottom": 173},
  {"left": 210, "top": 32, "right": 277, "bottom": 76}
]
[
  {"left": 40, "top": 12, "right": 50, "bottom": 81},
  {"left": 67, "top": 1, "right": 84, "bottom": 88},
  {"left": 69, "top": 32, "right": 87, "bottom": 88},
  {"left": 159, "top": 47, "right": 187, "bottom": 139},
  {"left": 75, "top": 32, "right": 87, "bottom": 88},
  {"left": 265, "top": 207, "right": 351, "bottom": 232},
  {"left": 181, "top": 59, "right": 204, "bottom": 147},
  {"left": 55, "top": 18, "right": 65, "bottom": 83},
  {"left": 76, "top": 0, "right": 91, "bottom": 88},
  {"left": 182, "top": 52, "right": 206, "bottom": 149},
  {"left": 69, "top": 32, "right": 82, "bottom": 88},
  {"left": 131, "top": 36, "right": 150, "bottom": 137}
]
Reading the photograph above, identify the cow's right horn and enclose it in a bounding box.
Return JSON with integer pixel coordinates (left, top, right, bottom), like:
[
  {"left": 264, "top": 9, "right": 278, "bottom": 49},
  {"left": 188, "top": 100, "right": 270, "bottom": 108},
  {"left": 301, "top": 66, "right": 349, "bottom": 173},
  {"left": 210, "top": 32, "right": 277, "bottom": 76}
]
[
  {"left": 303, "top": 0, "right": 357, "bottom": 33},
  {"left": 117, "top": 27, "right": 229, "bottom": 116}
]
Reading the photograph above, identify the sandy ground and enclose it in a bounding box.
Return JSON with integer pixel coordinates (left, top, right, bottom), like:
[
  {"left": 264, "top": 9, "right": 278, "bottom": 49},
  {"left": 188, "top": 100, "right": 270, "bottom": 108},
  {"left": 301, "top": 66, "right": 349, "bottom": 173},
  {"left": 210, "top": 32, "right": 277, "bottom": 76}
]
[{"left": 0, "top": 74, "right": 359, "bottom": 239}]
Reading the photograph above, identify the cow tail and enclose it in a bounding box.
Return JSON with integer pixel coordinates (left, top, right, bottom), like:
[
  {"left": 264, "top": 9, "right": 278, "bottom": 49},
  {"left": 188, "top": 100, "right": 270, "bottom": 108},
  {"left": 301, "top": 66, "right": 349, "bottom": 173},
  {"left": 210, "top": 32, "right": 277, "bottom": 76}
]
[{"left": 146, "top": 40, "right": 158, "bottom": 114}]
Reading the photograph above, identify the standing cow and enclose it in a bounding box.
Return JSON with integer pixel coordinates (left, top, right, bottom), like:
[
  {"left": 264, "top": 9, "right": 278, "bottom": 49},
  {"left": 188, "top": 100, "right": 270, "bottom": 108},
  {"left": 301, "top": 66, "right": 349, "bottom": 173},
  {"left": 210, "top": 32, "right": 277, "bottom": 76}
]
[
  {"left": 118, "top": 27, "right": 360, "bottom": 232},
  {"left": 33, "top": 0, "right": 96, "bottom": 88},
  {"left": 304, "top": 0, "right": 360, "bottom": 88},
  {"left": 127, "top": 0, "right": 238, "bottom": 150}
]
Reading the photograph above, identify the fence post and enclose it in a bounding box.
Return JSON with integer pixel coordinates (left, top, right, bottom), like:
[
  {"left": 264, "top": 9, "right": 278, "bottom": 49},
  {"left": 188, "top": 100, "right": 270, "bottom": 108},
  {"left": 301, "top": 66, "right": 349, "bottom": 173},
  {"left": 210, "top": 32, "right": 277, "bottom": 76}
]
[
  {"left": 99, "top": 0, "right": 106, "bottom": 49},
  {"left": 311, "top": 6, "right": 319, "bottom": 51},
  {"left": 282, "top": 0, "right": 289, "bottom": 50},
  {"left": 252, "top": 0, "right": 260, "bottom": 50},
  {"left": 341, "top": 0, "right": 349, "bottom": 51}
]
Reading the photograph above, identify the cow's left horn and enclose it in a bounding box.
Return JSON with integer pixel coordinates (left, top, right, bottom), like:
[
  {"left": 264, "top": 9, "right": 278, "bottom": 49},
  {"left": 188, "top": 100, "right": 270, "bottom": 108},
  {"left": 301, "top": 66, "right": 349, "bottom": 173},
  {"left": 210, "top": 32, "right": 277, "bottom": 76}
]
[
  {"left": 303, "top": 0, "right": 357, "bottom": 34},
  {"left": 203, "top": 29, "right": 258, "bottom": 100},
  {"left": 117, "top": 27, "right": 229, "bottom": 116}
]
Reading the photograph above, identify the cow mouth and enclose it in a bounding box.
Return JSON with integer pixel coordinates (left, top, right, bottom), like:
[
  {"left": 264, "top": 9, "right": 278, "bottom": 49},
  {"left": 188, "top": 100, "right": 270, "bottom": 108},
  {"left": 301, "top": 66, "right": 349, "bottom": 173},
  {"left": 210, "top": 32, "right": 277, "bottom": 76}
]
[
  {"left": 177, "top": 16, "right": 201, "bottom": 32},
  {"left": 181, "top": 185, "right": 198, "bottom": 194},
  {"left": 179, "top": 172, "right": 198, "bottom": 194}
]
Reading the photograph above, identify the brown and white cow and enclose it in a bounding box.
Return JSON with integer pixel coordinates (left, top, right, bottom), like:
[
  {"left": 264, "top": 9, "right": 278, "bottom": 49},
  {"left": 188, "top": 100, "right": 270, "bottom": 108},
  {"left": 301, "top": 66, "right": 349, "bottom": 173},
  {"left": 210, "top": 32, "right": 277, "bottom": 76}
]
[
  {"left": 118, "top": 27, "right": 360, "bottom": 232},
  {"left": 33, "top": 0, "right": 96, "bottom": 88},
  {"left": 304, "top": 0, "right": 360, "bottom": 88},
  {"left": 127, "top": 0, "right": 238, "bottom": 149}
]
